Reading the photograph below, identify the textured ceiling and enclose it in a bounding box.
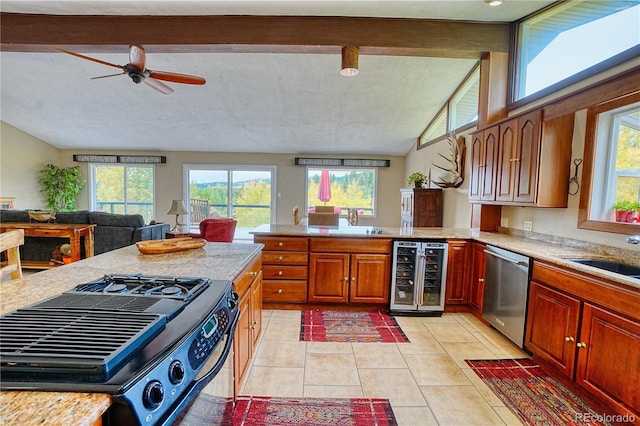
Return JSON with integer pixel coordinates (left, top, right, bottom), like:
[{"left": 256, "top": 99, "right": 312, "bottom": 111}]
[{"left": 0, "top": 1, "right": 555, "bottom": 156}]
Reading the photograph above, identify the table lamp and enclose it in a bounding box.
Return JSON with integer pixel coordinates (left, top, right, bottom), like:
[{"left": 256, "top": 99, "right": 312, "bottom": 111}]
[{"left": 167, "top": 199, "right": 188, "bottom": 232}]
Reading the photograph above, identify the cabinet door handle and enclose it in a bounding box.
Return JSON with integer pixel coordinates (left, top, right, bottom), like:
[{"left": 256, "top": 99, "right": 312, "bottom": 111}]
[
  {"left": 576, "top": 342, "right": 587, "bottom": 348},
  {"left": 249, "top": 271, "right": 257, "bottom": 276},
  {"left": 344, "top": 276, "right": 349, "bottom": 281},
  {"left": 278, "top": 242, "right": 284, "bottom": 246},
  {"left": 278, "top": 270, "right": 283, "bottom": 276},
  {"left": 278, "top": 256, "right": 284, "bottom": 261},
  {"left": 565, "top": 336, "right": 575, "bottom": 342},
  {"left": 277, "top": 288, "right": 283, "bottom": 294},
  {"left": 478, "top": 278, "right": 484, "bottom": 283},
  {"left": 351, "top": 276, "right": 355, "bottom": 281}
]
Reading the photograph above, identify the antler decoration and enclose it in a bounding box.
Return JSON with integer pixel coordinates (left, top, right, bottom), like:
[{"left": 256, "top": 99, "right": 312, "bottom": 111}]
[{"left": 431, "top": 132, "right": 466, "bottom": 189}]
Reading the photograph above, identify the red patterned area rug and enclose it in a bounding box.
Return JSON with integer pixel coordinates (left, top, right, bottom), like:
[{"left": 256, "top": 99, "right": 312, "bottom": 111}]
[
  {"left": 300, "top": 310, "right": 410, "bottom": 343},
  {"left": 234, "top": 396, "right": 397, "bottom": 425},
  {"left": 466, "top": 359, "right": 613, "bottom": 426},
  {"left": 174, "top": 394, "right": 398, "bottom": 425}
]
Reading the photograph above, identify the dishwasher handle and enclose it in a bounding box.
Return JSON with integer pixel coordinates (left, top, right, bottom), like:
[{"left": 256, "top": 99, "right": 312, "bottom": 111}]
[{"left": 483, "top": 249, "right": 529, "bottom": 267}]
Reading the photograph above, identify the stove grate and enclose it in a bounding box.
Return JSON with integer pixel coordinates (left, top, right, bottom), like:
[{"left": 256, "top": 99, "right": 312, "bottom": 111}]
[{"left": 0, "top": 308, "right": 165, "bottom": 377}]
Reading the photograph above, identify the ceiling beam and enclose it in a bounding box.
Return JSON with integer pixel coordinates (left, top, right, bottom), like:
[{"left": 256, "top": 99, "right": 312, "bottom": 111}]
[{"left": 0, "top": 13, "right": 510, "bottom": 58}]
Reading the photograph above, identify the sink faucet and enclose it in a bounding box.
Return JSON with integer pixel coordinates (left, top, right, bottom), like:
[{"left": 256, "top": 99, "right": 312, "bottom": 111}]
[{"left": 627, "top": 235, "right": 640, "bottom": 244}]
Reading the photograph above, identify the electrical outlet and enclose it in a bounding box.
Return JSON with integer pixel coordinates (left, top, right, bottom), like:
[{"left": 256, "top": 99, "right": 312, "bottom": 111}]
[
  {"left": 500, "top": 217, "right": 508, "bottom": 227},
  {"left": 524, "top": 221, "right": 533, "bottom": 232}
]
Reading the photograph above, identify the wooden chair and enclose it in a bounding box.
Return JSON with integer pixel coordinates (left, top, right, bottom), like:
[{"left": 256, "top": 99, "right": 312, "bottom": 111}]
[
  {"left": 1, "top": 229, "right": 24, "bottom": 281},
  {"left": 189, "top": 198, "right": 210, "bottom": 227}
]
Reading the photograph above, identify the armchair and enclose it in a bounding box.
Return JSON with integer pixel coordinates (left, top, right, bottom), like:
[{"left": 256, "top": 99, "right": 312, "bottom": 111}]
[{"left": 190, "top": 218, "right": 237, "bottom": 242}]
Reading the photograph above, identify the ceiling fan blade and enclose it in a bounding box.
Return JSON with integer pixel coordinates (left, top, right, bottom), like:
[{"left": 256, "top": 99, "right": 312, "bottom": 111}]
[
  {"left": 91, "top": 72, "right": 126, "bottom": 80},
  {"left": 144, "top": 77, "right": 174, "bottom": 95},
  {"left": 50, "top": 46, "right": 124, "bottom": 70},
  {"left": 129, "top": 45, "right": 146, "bottom": 71},
  {"left": 147, "top": 70, "right": 206, "bottom": 85}
]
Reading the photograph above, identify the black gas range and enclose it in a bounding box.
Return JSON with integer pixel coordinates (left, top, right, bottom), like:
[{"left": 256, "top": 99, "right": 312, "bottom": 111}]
[{"left": 0, "top": 273, "right": 239, "bottom": 426}]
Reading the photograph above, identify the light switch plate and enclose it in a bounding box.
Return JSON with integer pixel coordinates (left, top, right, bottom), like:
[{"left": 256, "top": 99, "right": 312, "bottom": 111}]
[
  {"left": 524, "top": 221, "right": 533, "bottom": 232},
  {"left": 500, "top": 217, "right": 508, "bottom": 227}
]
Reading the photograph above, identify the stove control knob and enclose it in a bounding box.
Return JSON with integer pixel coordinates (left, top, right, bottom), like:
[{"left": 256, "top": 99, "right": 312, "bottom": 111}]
[
  {"left": 143, "top": 380, "right": 164, "bottom": 410},
  {"left": 168, "top": 360, "right": 185, "bottom": 385}
]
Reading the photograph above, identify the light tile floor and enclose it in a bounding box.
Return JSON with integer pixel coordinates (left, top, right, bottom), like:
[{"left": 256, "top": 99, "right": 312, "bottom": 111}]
[{"left": 240, "top": 309, "right": 529, "bottom": 426}]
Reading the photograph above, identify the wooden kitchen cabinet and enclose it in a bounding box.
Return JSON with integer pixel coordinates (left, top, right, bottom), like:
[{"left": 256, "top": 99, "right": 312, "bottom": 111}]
[
  {"left": 526, "top": 281, "right": 581, "bottom": 378},
  {"left": 496, "top": 111, "right": 541, "bottom": 204},
  {"left": 399, "top": 188, "right": 442, "bottom": 227},
  {"left": 526, "top": 261, "right": 640, "bottom": 420},
  {"left": 444, "top": 240, "right": 470, "bottom": 305},
  {"left": 469, "top": 109, "right": 574, "bottom": 207},
  {"left": 308, "top": 238, "right": 391, "bottom": 304},
  {"left": 469, "top": 242, "right": 486, "bottom": 315},
  {"left": 254, "top": 235, "right": 308, "bottom": 304},
  {"left": 233, "top": 254, "right": 262, "bottom": 393},
  {"left": 468, "top": 127, "right": 499, "bottom": 202}
]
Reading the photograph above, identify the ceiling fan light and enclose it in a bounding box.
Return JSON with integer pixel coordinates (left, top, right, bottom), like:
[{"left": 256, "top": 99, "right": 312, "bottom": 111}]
[{"left": 340, "top": 46, "right": 359, "bottom": 77}]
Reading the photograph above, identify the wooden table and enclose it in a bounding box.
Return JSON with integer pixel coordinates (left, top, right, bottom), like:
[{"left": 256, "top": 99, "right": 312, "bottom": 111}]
[{"left": 0, "top": 223, "right": 95, "bottom": 269}]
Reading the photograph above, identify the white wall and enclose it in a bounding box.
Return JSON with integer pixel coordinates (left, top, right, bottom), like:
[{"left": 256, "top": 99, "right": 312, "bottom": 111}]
[
  {"left": 0, "top": 123, "right": 406, "bottom": 226},
  {"left": 404, "top": 134, "right": 473, "bottom": 229},
  {"left": 0, "top": 122, "right": 63, "bottom": 209}
]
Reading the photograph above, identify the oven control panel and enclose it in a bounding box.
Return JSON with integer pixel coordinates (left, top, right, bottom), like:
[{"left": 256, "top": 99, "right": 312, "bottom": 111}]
[{"left": 188, "top": 308, "right": 230, "bottom": 369}]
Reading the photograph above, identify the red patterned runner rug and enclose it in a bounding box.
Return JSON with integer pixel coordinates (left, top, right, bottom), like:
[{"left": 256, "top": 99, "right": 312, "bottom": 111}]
[
  {"left": 174, "top": 394, "right": 398, "bottom": 425},
  {"left": 234, "top": 396, "right": 397, "bottom": 425},
  {"left": 300, "top": 310, "right": 410, "bottom": 343},
  {"left": 466, "top": 359, "right": 615, "bottom": 426}
]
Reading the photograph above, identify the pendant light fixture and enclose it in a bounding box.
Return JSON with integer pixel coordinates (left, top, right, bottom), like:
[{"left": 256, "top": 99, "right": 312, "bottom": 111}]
[{"left": 340, "top": 46, "right": 359, "bottom": 76}]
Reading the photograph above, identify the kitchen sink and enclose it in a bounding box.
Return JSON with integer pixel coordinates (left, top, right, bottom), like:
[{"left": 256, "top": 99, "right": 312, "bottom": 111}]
[{"left": 567, "top": 259, "right": 640, "bottom": 279}]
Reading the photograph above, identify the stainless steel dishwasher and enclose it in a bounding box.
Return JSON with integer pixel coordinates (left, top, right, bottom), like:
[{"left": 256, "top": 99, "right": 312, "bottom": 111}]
[{"left": 482, "top": 245, "right": 531, "bottom": 348}]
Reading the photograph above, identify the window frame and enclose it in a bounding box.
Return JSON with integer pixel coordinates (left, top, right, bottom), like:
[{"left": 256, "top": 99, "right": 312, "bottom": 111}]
[
  {"left": 183, "top": 163, "right": 277, "bottom": 228},
  {"left": 578, "top": 91, "right": 640, "bottom": 234},
  {"left": 304, "top": 166, "right": 378, "bottom": 218},
  {"left": 418, "top": 63, "right": 479, "bottom": 149},
  {"left": 88, "top": 163, "right": 156, "bottom": 223},
  {"left": 510, "top": 2, "right": 640, "bottom": 109}
]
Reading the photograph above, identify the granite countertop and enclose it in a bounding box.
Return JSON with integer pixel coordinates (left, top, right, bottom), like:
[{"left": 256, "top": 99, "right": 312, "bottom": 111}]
[
  {"left": 251, "top": 224, "right": 640, "bottom": 290},
  {"left": 0, "top": 241, "right": 263, "bottom": 426}
]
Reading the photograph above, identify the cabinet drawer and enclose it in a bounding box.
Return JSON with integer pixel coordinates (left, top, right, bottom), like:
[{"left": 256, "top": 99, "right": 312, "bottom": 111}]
[
  {"left": 263, "top": 265, "right": 308, "bottom": 280},
  {"left": 254, "top": 236, "right": 309, "bottom": 251},
  {"left": 262, "top": 251, "right": 308, "bottom": 265},
  {"left": 263, "top": 280, "right": 307, "bottom": 302},
  {"left": 24, "top": 229, "right": 67, "bottom": 237},
  {"left": 310, "top": 237, "right": 392, "bottom": 254},
  {"left": 233, "top": 255, "right": 262, "bottom": 297}
]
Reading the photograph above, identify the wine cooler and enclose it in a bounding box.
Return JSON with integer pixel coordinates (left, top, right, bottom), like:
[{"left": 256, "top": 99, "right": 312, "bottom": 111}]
[{"left": 389, "top": 240, "right": 448, "bottom": 315}]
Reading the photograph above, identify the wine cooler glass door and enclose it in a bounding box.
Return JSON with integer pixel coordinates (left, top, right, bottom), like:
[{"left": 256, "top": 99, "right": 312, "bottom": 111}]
[{"left": 391, "top": 241, "right": 418, "bottom": 308}]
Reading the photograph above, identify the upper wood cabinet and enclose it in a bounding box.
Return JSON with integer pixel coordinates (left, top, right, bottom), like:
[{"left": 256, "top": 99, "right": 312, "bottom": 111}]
[
  {"left": 469, "top": 126, "right": 499, "bottom": 202},
  {"left": 469, "top": 109, "right": 574, "bottom": 207},
  {"left": 399, "top": 188, "right": 443, "bottom": 227}
]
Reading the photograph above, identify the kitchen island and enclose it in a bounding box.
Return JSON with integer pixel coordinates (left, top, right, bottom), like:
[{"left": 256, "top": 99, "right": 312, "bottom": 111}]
[
  {"left": 0, "top": 241, "right": 263, "bottom": 426},
  {"left": 251, "top": 224, "right": 640, "bottom": 289}
]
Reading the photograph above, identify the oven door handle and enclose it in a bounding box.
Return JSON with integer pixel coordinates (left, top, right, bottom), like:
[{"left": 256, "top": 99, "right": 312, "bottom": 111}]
[{"left": 158, "top": 307, "right": 240, "bottom": 426}]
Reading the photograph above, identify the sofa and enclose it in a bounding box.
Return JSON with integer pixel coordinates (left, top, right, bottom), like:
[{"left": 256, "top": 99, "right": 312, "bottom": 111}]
[{"left": 0, "top": 210, "right": 170, "bottom": 262}]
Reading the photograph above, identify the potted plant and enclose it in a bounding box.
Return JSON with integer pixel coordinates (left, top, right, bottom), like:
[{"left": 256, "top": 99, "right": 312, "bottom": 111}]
[
  {"left": 60, "top": 243, "right": 72, "bottom": 264},
  {"left": 39, "top": 164, "right": 85, "bottom": 211},
  {"left": 613, "top": 200, "right": 635, "bottom": 222},
  {"left": 631, "top": 201, "right": 640, "bottom": 223},
  {"left": 408, "top": 171, "right": 427, "bottom": 188}
]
